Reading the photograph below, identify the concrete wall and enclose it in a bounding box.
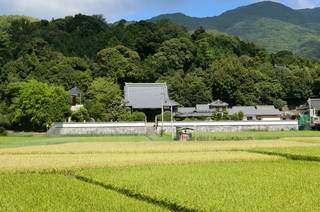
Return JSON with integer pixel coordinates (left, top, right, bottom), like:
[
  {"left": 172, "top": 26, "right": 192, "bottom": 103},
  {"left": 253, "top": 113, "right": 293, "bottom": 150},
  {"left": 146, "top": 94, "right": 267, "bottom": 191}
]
[
  {"left": 48, "top": 122, "right": 149, "bottom": 135},
  {"left": 157, "top": 121, "right": 299, "bottom": 133}
]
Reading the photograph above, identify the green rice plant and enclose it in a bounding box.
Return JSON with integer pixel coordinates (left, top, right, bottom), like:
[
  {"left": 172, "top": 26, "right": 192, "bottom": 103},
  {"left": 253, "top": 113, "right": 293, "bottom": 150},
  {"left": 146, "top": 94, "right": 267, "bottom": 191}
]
[
  {"left": 0, "top": 135, "right": 154, "bottom": 149},
  {"left": 0, "top": 151, "right": 278, "bottom": 173},
  {"left": 0, "top": 173, "right": 167, "bottom": 211},
  {"left": 77, "top": 160, "right": 320, "bottom": 212},
  {"left": 192, "top": 130, "right": 320, "bottom": 141},
  {"left": 250, "top": 146, "right": 320, "bottom": 161},
  {"left": 1, "top": 138, "right": 318, "bottom": 154}
]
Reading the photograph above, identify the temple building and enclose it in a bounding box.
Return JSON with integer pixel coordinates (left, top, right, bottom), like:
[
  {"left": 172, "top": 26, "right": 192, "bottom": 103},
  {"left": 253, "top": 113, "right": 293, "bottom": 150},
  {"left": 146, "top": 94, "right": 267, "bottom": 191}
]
[{"left": 124, "top": 83, "right": 179, "bottom": 121}]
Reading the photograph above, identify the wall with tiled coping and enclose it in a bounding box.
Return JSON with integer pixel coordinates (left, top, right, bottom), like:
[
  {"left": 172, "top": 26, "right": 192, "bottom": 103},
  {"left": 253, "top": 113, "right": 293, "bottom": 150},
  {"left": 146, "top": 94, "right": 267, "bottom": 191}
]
[{"left": 48, "top": 121, "right": 298, "bottom": 135}]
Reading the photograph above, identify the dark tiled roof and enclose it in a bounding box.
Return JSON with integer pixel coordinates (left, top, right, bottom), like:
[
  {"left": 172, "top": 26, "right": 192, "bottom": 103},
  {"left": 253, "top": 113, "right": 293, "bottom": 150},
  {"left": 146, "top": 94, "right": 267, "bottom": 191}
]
[
  {"left": 178, "top": 113, "right": 212, "bottom": 117},
  {"left": 178, "top": 107, "right": 196, "bottom": 114},
  {"left": 124, "top": 83, "right": 179, "bottom": 109},
  {"left": 177, "top": 107, "right": 212, "bottom": 117},
  {"left": 228, "top": 106, "right": 282, "bottom": 116},
  {"left": 308, "top": 98, "right": 320, "bottom": 109},
  {"left": 209, "top": 99, "right": 229, "bottom": 107},
  {"left": 196, "top": 104, "right": 211, "bottom": 112},
  {"left": 69, "top": 86, "right": 82, "bottom": 96}
]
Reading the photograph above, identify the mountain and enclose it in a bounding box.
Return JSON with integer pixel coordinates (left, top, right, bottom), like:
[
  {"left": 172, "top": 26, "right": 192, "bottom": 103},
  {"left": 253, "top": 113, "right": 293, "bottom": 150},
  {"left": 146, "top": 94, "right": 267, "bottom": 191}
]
[
  {"left": 299, "top": 8, "right": 320, "bottom": 24},
  {"left": 149, "top": 1, "right": 320, "bottom": 58}
]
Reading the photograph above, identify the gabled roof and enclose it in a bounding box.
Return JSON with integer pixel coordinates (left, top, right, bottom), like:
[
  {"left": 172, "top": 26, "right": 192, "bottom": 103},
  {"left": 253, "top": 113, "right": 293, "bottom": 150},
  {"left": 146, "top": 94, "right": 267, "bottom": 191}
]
[
  {"left": 196, "top": 104, "right": 211, "bottom": 112},
  {"left": 228, "top": 106, "right": 257, "bottom": 115},
  {"left": 124, "top": 83, "right": 179, "bottom": 109},
  {"left": 308, "top": 98, "right": 320, "bottom": 109},
  {"left": 177, "top": 107, "right": 212, "bottom": 117},
  {"left": 256, "top": 105, "right": 276, "bottom": 110},
  {"left": 209, "top": 99, "right": 229, "bottom": 107},
  {"left": 69, "top": 86, "right": 82, "bottom": 96},
  {"left": 228, "top": 106, "right": 282, "bottom": 116},
  {"left": 177, "top": 107, "right": 196, "bottom": 114}
]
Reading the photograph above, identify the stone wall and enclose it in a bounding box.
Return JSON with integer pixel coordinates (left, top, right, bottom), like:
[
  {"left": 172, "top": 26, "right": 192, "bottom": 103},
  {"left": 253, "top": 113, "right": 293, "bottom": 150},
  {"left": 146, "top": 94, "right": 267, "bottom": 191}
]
[{"left": 157, "top": 121, "right": 299, "bottom": 133}]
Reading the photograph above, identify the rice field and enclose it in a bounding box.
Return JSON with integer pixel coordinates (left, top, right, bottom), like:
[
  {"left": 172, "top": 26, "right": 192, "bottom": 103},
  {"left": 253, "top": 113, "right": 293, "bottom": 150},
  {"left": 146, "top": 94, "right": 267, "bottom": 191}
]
[
  {"left": 77, "top": 160, "right": 320, "bottom": 212},
  {"left": 192, "top": 130, "right": 320, "bottom": 141},
  {"left": 1, "top": 133, "right": 320, "bottom": 211},
  {"left": 0, "top": 174, "right": 167, "bottom": 212}
]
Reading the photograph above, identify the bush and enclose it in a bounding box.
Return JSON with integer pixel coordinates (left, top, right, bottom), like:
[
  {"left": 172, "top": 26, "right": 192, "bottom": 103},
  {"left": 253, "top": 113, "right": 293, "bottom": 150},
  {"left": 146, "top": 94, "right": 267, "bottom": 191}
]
[
  {"left": 183, "top": 117, "right": 198, "bottom": 122},
  {"left": 230, "top": 112, "right": 244, "bottom": 120},
  {"left": 0, "top": 127, "right": 7, "bottom": 136},
  {"left": 118, "top": 112, "right": 146, "bottom": 122},
  {"left": 157, "top": 111, "right": 172, "bottom": 121},
  {"left": 0, "top": 114, "right": 9, "bottom": 127},
  {"left": 130, "top": 112, "right": 146, "bottom": 121},
  {"left": 212, "top": 110, "right": 222, "bottom": 120},
  {"left": 71, "top": 107, "right": 90, "bottom": 122}
]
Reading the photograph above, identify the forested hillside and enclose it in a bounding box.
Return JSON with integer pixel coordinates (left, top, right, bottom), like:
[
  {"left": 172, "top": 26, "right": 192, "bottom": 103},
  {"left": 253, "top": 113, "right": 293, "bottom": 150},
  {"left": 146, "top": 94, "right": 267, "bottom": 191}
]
[
  {"left": 0, "top": 14, "right": 320, "bottom": 131},
  {"left": 149, "top": 1, "right": 320, "bottom": 58}
]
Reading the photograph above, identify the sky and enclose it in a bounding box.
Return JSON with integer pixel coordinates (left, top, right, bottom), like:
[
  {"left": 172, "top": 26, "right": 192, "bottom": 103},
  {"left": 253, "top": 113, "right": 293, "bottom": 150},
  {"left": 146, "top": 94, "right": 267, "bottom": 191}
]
[{"left": 0, "top": 0, "right": 320, "bottom": 23}]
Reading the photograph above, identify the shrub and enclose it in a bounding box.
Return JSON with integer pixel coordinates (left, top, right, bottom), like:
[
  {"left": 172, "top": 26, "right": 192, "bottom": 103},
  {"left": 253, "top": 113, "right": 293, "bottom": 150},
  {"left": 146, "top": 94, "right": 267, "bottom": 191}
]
[
  {"left": 71, "top": 107, "right": 90, "bottom": 122},
  {"left": 130, "top": 112, "right": 146, "bottom": 121},
  {"left": 157, "top": 111, "right": 172, "bottom": 121},
  {"left": 212, "top": 110, "right": 222, "bottom": 120},
  {"left": 118, "top": 112, "right": 146, "bottom": 122},
  {"left": 183, "top": 117, "right": 198, "bottom": 122},
  {"left": 0, "top": 127, "right": 7, "bottom": 136}
]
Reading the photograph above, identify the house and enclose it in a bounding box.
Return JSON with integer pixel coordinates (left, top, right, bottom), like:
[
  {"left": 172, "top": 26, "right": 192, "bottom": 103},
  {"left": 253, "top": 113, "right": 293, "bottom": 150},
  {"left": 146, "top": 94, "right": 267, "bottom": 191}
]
[
  {"left": 209, "top": 99, "right": 229, "bottom": 112},
  {"left": 177, "top": 105, "right": 212, "bottom": 118},
  {"left": 124, "top": 83, "right": 179, "bottom": 121},
  {"left": 228, "top": 105, "right": 282, "bottom": 121},
  {"left": 297, "top": 98, "right": 320, "bottom": 127}
]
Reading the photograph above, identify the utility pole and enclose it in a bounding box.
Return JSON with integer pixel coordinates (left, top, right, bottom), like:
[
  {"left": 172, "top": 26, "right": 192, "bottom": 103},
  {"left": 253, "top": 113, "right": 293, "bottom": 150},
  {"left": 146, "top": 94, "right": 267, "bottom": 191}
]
[
  {"left": 161, "top": 86, "right": 164, "bottom": 137},
  {"left": 171, "top": 105, "right": 174, "bottom": 140}
]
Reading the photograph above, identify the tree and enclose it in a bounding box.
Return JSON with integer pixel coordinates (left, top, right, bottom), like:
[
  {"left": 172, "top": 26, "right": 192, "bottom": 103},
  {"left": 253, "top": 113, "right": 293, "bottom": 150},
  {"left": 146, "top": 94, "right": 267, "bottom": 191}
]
[
  {"left": 1, "top": 48, "right": 93, "bottom": 91},
  {"left": 96, "top": 45, "right": 141, "bottom": 83},
  {"left": 152, "top": 37, "right": 195, "bottom": 74},
  {"left": 158, "top": 72, "right": 212, "bottom": 107},
  {"left": 0, "top": 32, "right": 12, "bottom": 66},
  {"left": 85, "top": 78, "right": 129, "bottom": 121},
  {"left": 209, "top": 57, "right": 263, "bottom": 106},
  {"left": 9, "top": 80, "right": 71, "bottom": 131}
]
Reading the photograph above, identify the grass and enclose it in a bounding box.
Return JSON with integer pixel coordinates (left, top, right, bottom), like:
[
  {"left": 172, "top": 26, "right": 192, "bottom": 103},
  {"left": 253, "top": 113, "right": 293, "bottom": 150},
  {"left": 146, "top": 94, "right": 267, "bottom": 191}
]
[{"left": 1, "top": 133, "right": 320, "bottom": 211}]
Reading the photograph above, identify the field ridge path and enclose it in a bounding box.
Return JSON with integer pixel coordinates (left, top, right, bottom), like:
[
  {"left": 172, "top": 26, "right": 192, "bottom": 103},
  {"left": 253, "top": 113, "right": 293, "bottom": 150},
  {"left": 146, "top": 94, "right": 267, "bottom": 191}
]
[{"left": 72, "top": 174, "right": 203, "bottom": 212}]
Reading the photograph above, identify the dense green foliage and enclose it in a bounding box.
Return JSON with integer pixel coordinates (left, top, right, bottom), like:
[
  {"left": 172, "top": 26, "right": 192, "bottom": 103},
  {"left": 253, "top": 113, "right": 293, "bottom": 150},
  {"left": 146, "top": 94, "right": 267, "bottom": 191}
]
[
  {"left": 1, "top": 12, "right": 320, "bottom": 130},
  {"left": 71, "top": 107, "right": 90, "bottom": 122},
  {"left": 149, "top": 1, "right": 320, "bottom": 58},
  {"left": 9, "top": 80, "right": 71, "bottom": 131}
]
